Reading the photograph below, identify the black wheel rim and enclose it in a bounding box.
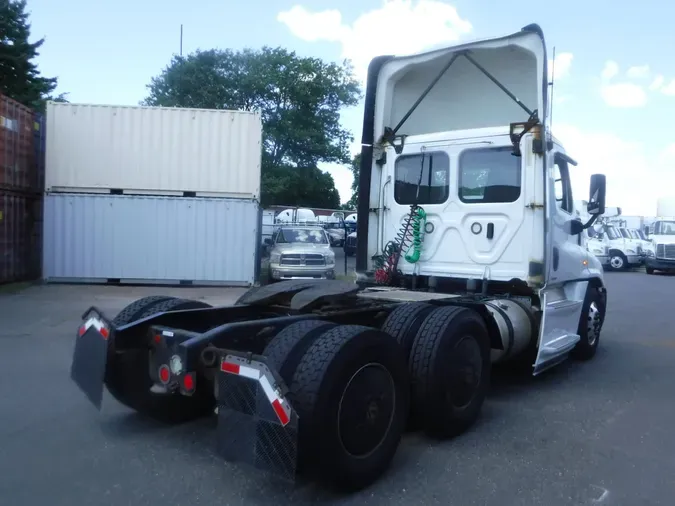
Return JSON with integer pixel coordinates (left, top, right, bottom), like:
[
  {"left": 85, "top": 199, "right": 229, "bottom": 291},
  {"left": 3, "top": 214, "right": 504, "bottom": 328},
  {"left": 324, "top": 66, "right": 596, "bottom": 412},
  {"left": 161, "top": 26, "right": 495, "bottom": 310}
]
[
  {"left": 337, "top": 363, "right": 396, "bottom": 458},
  {"left": 445, "top": 336, "right": 483, "bottom": 409}
]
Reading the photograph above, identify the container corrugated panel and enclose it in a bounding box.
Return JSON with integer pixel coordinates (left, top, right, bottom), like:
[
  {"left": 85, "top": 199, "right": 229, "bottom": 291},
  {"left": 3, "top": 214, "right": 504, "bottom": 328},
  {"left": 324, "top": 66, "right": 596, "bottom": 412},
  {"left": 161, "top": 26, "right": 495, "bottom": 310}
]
[
  {"left": 43, "top": 193, "right": 258, "bottom": 285},
  {"left": 0, "top": 190, "right": 43, "bottom": 284},
  {"left": 0, "top": 93, "right": 45, "bottom": 193},
  {"left": 45, "top": 102, "right": 262, "bottom": 198}
]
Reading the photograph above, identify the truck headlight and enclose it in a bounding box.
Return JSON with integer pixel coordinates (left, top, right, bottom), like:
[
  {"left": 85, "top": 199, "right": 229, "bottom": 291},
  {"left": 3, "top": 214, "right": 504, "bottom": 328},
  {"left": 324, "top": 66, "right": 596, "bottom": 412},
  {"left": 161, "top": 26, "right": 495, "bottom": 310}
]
[
  {"left": 592, "top": 249, "right": 604, "bottom": 255},
  {"left": 326, "top": 253, "right": 335, "bottom": 266},
  {"left": 270, "top": 252, "right": 281, "bottom": 264},
  {"left": 626, "top": 249, "right": 636, "bottom": 254}
]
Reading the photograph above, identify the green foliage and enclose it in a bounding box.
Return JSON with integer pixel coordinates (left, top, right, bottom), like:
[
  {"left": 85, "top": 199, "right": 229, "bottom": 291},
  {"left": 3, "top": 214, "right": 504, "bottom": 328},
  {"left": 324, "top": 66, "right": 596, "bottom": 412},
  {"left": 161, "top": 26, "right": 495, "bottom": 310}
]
[
  {"left": 0, "top": 0, "right": 61, "bottom": 111},
  {"left": 143, "top": 47, "right": 361, "bottom": 208},
  {"left": 345, "top": 153, "right": 361, "bottom": 209}
]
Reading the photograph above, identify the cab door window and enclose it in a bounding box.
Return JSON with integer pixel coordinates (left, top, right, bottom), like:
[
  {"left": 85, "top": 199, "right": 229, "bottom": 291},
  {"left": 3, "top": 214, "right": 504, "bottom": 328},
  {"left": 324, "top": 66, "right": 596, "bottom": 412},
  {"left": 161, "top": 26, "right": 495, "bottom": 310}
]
[{"left": 552, "top": 155, "right": 573, "bottom": 214}]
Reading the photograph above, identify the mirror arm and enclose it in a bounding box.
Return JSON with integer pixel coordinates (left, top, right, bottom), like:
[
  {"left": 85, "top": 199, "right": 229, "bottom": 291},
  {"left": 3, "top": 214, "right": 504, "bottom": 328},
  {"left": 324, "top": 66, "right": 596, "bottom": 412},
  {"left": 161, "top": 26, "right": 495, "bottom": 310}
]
[{"left": 582, "top": 214, "right": 600, "bottom": 230}]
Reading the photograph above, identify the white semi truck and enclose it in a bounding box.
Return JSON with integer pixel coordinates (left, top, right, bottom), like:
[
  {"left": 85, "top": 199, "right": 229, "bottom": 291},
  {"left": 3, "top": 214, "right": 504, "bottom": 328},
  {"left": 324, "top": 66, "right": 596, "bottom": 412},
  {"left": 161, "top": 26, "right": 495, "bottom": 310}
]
[
  {"left": 70, "top": 25, "right": 609, "bottom": 491},
  {"left": 645, "top": 197, "right": 675, "bottom": 274},
  {"left": 592, "top": 209, "right": 643, "bottom": 270}
]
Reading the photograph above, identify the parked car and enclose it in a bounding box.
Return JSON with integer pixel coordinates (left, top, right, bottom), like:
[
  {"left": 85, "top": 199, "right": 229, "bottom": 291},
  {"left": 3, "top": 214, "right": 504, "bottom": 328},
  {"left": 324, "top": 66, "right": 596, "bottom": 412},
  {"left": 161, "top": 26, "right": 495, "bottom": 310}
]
[
  {"left": 323, "top": 221, "right": 346, "bottom": 246},
  {"left": 344, "top": 230, "right": 357, "bottom": 256},
  {"left": 265, "top": 225, "right": 336, "bottom": 281}
]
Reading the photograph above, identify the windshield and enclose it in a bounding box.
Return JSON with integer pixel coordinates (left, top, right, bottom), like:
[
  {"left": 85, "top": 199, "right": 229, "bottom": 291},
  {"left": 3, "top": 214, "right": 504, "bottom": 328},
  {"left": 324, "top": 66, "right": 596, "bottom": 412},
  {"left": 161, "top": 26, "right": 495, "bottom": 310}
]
[
  {"left": 628, "top": 229, "right": 640, "bottom": 240},
  {"left": 620, "top": 228, "right": 630, "bottom": 239},
  {"left": 636, "top": 229, "right": 647, "bottom": 240},
  {"left": 606, "top": 226, "right": 620, "bottom": 240},
  {"left": 656, "top": 221, "right": 675, "bottom": 235},
  {"left": 276, "top": 228, "right": 328, "bottom": 244}
]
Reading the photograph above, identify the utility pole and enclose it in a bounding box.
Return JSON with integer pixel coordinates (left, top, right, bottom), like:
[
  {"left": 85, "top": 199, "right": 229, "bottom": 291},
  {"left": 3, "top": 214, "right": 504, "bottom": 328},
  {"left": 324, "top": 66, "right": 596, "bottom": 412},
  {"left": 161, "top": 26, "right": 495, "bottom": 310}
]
[{"left": 180, "top": 24, "right": 183, "bottom": 56}]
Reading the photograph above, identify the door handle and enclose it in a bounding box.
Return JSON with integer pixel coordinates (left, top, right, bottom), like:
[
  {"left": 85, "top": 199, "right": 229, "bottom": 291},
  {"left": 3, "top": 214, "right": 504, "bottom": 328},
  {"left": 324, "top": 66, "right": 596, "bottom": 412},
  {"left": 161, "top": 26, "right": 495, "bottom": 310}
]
[
  {"left": 486, "top": 223, "right": 494, "bottom": 240},
  {"left": 553, "top": 247, "right": 559, "bottom": 271}
]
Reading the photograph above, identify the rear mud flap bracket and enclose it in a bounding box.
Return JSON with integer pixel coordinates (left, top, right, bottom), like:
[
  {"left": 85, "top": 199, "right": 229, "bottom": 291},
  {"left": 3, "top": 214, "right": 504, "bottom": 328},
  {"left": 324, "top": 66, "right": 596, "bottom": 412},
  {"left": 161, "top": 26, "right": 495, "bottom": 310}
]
[
  {"left": 70, "top": 308, "right": 113, "bottom": 410},
  {"left": 216, "top": 354, "right": 299, "bottom": 483}
]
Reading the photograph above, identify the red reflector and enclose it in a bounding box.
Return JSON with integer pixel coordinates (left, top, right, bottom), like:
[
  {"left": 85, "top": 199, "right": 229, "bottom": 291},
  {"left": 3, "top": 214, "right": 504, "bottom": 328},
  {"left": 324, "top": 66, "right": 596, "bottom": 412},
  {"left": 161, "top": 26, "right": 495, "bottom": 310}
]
[
  {"left": 153, "top": 334, "right": 162, "bottom": 344},
  {"left": 78, "top": 326, "right": 86, "bottom": 336},
  {"left": 272, "top": 399, "right": 290, "bottom": 426},
  {"left": 159, "top": 365, "right": 170, "bottom": 384},
  {"left": 99, "top": 327, "right": 109, "bottom": 339},
  {"left": 220, "top": 361, "right": 240, "bottom": 375},
  {"left": 183, "top": 374, "right": 195, "bottom": 391}
]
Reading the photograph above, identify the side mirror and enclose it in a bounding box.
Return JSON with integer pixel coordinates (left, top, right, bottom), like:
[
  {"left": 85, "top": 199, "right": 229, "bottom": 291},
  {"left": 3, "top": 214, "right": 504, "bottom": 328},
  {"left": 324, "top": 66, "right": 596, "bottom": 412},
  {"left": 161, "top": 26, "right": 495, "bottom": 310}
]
[
  {"left": 587, "top": 174, "right": 606, "bottom": 216},
  {"left": 264, "top": 238, "right": 272, "bottom": 245},
  {"left": 566, "top": 218, "right": 585, "bottom": 235}
]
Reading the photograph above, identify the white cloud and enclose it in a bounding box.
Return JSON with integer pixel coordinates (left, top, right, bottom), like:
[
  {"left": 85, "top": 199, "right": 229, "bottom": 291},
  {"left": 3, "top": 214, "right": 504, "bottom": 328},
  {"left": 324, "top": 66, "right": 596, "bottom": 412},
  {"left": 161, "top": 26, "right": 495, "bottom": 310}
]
[
  {"left": 600, "top": 82, "right": 647, "bottom": 108},
  {"left": 599, "top": 60, "right": 648, "bottom": 108},
  {"left": 626, "top": 64, "right": 650, "bottom": 79},
  {"left": 549, "top": 52, "right": 573, "bottom": 82},
  {"left": 601, "top": 60, "right": 619, "bottom": 80},
  {"left": 660, "top": 79, "right": 675, "bottom": 96},
  {"left": 277, "top": 1, "right": 472, "bottom": 82},
  {"left": 555, "top": 124, "right": 674, "bottom": 216},
  {"left": 649, "top": 75, "right": 665, "bottom": 91}
]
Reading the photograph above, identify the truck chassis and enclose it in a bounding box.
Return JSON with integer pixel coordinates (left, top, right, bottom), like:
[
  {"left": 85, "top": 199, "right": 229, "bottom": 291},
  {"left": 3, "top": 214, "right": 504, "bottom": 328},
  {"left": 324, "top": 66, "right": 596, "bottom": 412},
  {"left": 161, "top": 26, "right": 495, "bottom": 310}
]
[{"left": 70, "top": 278, "right": 603, "bottom": 491}]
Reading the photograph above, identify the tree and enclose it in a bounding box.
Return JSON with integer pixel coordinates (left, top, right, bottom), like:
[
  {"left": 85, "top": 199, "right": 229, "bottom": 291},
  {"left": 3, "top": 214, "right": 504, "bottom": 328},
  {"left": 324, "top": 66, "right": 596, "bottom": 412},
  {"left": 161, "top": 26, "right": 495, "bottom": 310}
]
[
  {"left": 345, "top": 153, "right": 361, "bottom": 209},
  {"left": 0, "top": 0, "right": 61, "bottom": 111},
  {"left": 143, "top": 47, "right": 361, "bottom": 207}
]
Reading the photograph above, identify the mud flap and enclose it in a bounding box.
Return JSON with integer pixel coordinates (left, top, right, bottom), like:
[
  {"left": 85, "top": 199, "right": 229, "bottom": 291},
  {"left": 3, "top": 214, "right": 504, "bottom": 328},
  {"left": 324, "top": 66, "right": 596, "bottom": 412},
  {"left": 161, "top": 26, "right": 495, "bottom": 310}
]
[
  {"left": 70, "top": 308, "right": 113, "bottom": 410},
  {"left": 216, "top": 354, "right": 299, "bottom": 483},
  {"left": 533, "top": 290, "right": 584, "bottom": 375}
]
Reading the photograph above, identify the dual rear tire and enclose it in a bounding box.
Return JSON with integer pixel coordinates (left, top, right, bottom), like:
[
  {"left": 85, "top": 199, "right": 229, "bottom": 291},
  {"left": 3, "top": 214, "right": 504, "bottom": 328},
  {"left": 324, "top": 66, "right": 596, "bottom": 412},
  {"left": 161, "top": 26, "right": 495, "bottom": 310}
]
[
  {"left": 262, "top": 320, "right": 409, "bottom": 491},
  {"left": 263, "top": 303, "right": 491, "bottom": 490}
]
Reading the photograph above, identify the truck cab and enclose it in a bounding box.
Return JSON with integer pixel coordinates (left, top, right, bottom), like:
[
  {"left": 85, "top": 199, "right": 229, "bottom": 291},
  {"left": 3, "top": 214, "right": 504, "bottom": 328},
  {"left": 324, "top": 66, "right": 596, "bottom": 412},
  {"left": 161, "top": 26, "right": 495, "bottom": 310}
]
[
  {"left": 645, "top": 218, "right": 675, "bottom": 274},
  {"left": 357, "top": 24, "right": 607, "bottom": 375}
]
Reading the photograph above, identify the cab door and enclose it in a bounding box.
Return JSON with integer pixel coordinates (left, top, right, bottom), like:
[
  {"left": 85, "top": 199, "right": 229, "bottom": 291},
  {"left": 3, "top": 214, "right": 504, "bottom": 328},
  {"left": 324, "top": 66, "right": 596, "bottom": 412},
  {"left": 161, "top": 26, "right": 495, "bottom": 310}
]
[{"left": 534, "top": 149, "right": 587, "bottom": 374}]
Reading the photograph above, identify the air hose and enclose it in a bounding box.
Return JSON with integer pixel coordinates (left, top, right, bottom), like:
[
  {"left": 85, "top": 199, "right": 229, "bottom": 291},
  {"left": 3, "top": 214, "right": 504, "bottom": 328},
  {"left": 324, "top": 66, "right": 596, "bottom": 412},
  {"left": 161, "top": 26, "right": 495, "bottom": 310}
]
[
  {"left": 373, "top": 150, "right": 428, "bottom": 285},
  {"left": 374, "top": 204, "right": 426, "bottom": 285},
  {"left": 404, "top": 206, "right": 426, "bottom": 264}
]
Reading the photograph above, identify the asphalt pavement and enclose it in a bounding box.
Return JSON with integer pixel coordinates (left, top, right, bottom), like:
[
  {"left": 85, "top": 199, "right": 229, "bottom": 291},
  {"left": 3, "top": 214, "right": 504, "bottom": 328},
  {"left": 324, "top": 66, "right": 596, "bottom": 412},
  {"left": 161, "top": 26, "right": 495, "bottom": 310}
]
[{"left": 1, "top": 272, "right": 675, "bottom": 505}]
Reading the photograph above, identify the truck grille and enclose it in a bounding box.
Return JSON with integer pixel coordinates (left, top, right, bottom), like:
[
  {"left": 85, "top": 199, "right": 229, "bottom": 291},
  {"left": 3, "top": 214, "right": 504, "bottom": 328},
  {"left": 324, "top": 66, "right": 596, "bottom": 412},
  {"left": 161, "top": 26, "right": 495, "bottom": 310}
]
[
  {"left": 280, "top": 254, "right": 325, "bottom": 266},
  {"left": 346, "top": 236, "right": 357, "bottom": 247},
  {"left": 656, "top": 244, "right": 675, "bottom": 260}
]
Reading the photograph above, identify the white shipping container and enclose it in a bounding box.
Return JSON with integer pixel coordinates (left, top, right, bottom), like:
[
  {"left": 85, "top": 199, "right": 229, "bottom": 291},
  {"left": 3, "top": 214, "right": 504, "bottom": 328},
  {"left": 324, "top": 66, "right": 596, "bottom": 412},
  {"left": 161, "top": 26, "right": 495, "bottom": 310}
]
[
  {"left": 43, "top": 193, "right": 259, "bottom": 285},
  {"left": 45, "top": 102, "right": 262, "bottom": 198}
]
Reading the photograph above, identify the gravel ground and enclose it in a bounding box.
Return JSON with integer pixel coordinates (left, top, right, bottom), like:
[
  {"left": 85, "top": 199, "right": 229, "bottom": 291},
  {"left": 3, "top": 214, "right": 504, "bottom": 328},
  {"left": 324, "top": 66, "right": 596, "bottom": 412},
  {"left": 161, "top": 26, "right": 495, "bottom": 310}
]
[{"left": 1, "top": 271, "right": 674, "bottom": 505}]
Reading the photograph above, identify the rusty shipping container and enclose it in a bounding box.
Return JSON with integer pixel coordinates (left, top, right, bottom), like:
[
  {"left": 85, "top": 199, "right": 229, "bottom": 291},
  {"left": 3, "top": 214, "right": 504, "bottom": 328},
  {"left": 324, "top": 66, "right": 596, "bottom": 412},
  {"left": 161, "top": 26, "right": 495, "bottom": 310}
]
[
  {"left": 0, "top": 190, "right": 43, "bottom": 284},
  {"left": 1, "top": 93, "right": 45, "bottom": 193}
]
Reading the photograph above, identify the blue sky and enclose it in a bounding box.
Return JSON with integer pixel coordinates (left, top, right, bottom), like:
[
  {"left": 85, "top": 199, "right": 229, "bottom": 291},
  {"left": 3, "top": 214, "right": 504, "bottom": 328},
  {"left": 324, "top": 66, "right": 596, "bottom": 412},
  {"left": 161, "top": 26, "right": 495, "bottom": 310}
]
[{"left": 27, "top": 0, "right": 675, "bottom": 215}]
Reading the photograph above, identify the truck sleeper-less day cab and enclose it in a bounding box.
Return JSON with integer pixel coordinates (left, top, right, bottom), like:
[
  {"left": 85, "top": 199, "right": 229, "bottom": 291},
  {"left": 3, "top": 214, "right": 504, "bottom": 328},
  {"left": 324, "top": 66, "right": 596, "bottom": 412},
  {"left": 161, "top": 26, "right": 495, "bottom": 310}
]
[
  {"left": 70, "top": 25, "right": 608, "bottom": 491},
  {"left": 645, "top": 218, "right": 675, "bottom": 274}
]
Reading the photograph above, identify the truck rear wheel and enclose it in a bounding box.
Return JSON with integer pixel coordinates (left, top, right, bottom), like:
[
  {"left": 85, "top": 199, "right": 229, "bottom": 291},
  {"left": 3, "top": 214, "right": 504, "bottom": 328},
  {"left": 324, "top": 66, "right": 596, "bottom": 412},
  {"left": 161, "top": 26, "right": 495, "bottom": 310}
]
[
  {"left": 112, "top": 295, "right": 175, "bottom": 326},
  {"left": 262, "top": 319, "right": 337, "bottom": 384},
  {"left": 289, "top": 325, "right": 410, "bottom": 491},
  {"left": 571, "top": 287, "right": 605, "bottom": 361},
  {"left": 105, "top": 297, "right": 215, "bottom": 423},
  {"left": 381, "top": 302, "right": 436, "bottom": 358},
  {"left": 409, "top": 306, "right": 491, "bottom": 438}
]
